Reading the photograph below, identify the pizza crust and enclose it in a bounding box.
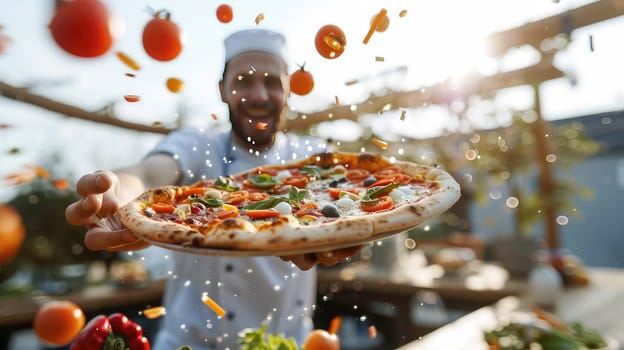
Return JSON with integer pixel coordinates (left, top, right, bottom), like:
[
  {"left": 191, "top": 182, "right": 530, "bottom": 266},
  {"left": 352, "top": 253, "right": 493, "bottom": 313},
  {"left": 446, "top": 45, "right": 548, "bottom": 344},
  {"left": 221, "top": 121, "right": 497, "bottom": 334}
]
[{"left": 119, "top": 152, "right": 461, "bottom": 253}]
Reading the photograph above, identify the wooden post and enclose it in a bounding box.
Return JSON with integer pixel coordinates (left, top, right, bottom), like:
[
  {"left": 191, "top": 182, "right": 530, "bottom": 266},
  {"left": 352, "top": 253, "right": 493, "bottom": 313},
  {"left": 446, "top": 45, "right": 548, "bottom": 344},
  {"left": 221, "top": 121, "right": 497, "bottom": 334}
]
[{"left": 532, "top": 84, "right": 559, "bottom": 249}]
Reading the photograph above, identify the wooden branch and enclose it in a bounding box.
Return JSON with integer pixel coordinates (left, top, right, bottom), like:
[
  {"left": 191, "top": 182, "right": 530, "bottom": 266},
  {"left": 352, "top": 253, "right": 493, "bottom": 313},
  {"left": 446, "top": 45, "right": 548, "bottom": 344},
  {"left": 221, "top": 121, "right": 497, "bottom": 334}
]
[
  {"left": 285, "top": 60, "right": 564, "bottom": 132},
  {"left": 486, "top": 0, "right": 624, "bottom": 56},
  {"left": 0, "top": 80, "right": 175, "bottom": 134}
]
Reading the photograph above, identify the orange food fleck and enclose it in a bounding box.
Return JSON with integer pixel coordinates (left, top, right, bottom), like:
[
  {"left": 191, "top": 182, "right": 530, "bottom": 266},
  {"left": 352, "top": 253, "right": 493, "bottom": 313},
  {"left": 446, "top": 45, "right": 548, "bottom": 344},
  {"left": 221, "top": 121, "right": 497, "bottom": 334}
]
[
  {"left": 125, "top": 72, "right": 136, "bottom": 78},
  {"left": 368, "top": 325, "right": 377, "bottom": 339},
  {"left": 201, "top": 293, "right": 226, "bottom": 317},
  {"left": 399, "top": 9, "right": 408, "bottom": 17},
  {"left": 142, "top": 306, "right": 166, "bottom": 319},
  {"left": 363, "top": 8, "right": 388, "bottom": 44},
  {"left": 328, "top": 316, "right": 342, "bottom": 335},
  {"left": 124, "top": 95, "right": 140, "bottom": 103},
  {"left": 255, "top": 13, "right": 265, "bottom": 25},
  {"left": 166, "top": 77, "right": 184, "bottom": 93},
  {"left": 255, "top": 122, "right": 268, "bottom": 130},
  {"left": 53, "top": 179, "right": 70, "bottom": 190},
  {"left": 211, "top": 113, "right": 219, "bottom": 121},
  {"left": 373, "top": 138, "right": 389, "bottom": 150},
  {"left": 334, "top": 96, "right": 340, "bottom": 106},
  {"left": 28, "top": 165, "right": 51, "bottom": 179},
  {"left": 116, "top": 51, "right": 141, "bottom": 71}
]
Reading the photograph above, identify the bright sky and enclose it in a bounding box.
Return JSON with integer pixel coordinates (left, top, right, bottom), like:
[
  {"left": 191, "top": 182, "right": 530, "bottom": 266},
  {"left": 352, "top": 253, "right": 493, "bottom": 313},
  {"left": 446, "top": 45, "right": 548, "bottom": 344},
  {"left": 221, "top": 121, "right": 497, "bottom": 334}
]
[{"left": 2, "top": 0, "right": 624, "bottom": 201}]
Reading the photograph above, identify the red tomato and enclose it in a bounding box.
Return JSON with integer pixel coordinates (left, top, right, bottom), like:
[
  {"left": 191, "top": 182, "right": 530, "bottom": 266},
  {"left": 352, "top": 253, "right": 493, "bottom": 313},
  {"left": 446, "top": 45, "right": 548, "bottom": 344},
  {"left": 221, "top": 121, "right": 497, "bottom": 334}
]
[
  {"left": 48, "top": 0, "right": 113, "bottom": 58},
  {"left": 302, "top": 329, "right": 340, "bottom": 350},
  {"left": 282, "top": 175, "right": 309, "bottom": 188},
  {"left": 142, "top": 10, "right": 183, "bottom": 61},
  {"left": 315, "top": 24, "right": 346, "bottom": 59},
  {"left": 345, "top": 168, "right": 370, "bottom": 181},
  {"left": 360, "top": 195, "right": 394, "bottom": 212},
  {"left": 216, "top": 4, "right": 234, "bottom": 23},
  {"left": 0, "top": 204, "right": 25, "bottom": 264},
  {"left": 290, "top": 65, "right": 315, "bottom": 96},
  {"left": 33, "top": 300, "right": 86, "bottom": 346}
]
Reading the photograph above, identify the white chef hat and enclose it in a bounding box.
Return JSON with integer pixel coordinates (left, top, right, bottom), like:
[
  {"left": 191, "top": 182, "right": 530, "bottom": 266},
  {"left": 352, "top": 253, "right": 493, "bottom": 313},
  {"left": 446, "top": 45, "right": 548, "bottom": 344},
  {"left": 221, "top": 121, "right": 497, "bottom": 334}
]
[{"left": 224, "top": 28, "right": 287, "bottom": 63}]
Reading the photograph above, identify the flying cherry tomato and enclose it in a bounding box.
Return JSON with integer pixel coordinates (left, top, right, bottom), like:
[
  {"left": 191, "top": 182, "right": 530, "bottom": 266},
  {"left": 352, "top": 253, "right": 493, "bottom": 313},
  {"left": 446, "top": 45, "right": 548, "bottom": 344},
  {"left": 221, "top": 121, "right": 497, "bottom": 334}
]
[
  {"left": 48, "top": 0, "right": 113, "bottom": 58},
  {"left": 302, "top": 329, "right": 340, "bottom": 350},
  {"left": 216, "top": 4, "right": 234, "bottom": 23},
  {"left": 290, "top": 64, "right": 314, "bottom": 96},
  {"left": 33, "top": 300, "right": 86, "bottom": 346},
  {"left": 142, "top": 9, "right": 184, "bottom": 61},
  {"left": 315, "top": 24, "right": 346, "bottom": 59}
]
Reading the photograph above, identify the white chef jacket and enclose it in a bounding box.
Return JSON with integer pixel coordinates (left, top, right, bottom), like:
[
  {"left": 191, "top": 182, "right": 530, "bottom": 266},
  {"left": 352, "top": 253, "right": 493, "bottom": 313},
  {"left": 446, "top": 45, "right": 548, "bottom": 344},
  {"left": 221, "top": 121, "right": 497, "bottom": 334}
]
[{"left": 146, "top": 127, "right": 329, "bottom": 349}]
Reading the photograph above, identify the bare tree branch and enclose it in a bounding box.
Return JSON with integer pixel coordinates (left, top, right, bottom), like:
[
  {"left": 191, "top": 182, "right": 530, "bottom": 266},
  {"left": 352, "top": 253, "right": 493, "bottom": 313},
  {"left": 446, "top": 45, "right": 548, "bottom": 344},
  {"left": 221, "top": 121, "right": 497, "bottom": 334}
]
[{"left": 0, "top": 80, "right": 175, "bottom": 134}]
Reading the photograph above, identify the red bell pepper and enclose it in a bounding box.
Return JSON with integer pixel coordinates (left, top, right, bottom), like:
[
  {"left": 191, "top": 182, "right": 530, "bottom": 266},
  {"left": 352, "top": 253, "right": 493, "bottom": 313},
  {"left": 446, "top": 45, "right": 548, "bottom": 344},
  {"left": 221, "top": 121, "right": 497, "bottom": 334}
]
[{"left": 70, "top": 313, "right": 150, "bottom": 350}]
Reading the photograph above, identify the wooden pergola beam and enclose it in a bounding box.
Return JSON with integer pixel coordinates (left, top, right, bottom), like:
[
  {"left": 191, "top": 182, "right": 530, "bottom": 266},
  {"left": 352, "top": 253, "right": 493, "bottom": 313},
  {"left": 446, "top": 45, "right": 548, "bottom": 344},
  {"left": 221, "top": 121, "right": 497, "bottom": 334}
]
[{"left": 486, "top": 0, "right": 624, "bottom": 56}]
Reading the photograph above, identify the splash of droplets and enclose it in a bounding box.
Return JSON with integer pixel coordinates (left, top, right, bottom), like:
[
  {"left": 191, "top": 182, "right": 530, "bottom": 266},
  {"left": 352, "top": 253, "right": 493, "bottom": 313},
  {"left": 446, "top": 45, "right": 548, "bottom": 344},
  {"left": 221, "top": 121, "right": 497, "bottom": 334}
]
[
  {"left": 183, "top": 280, "right": 192, "bottom": 287},
  {"left": 489, "top": 190, "right": 502, "bottom": 200},
  {"left": 556, "top": 216, "right": 569, "bottom": 225},
  {"left": 465, "top": 149, "right": 478, "bottom": 160},
  {"left": 273, "top": 285, "right": 281, "bottom": 291},
  {"left": 546, "top": 154, "right": 557, "bottom": 163},
  {"left": 506, "top": 197, "right": 519, "bottom": 208},
  {"left": 359, "top": 315, "right": 367, "bottom": 322},
  {"left": 404, "top": 238, "right": 416, "bottom": 249}
]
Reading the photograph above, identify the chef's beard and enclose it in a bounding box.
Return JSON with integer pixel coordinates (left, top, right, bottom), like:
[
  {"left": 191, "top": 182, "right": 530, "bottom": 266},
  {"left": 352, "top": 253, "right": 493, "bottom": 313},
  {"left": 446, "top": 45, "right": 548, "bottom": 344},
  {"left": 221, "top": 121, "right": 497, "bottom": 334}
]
[{"left": 227, "top": 104, "right": 285, "bottom": 151}]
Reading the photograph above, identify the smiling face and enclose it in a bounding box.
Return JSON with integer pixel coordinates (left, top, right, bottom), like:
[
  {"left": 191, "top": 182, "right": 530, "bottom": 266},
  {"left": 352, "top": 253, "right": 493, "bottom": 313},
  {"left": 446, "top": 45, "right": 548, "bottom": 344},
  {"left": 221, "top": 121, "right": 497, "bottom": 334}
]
[{"left": 219, "top": 51, "right": 289, "bottom": 151}]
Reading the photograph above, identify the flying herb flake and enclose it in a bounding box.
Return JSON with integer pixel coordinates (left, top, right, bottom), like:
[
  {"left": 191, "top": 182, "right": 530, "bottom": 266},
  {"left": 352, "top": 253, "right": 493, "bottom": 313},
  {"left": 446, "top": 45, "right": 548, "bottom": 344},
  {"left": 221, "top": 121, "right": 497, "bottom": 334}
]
[
  {"left": 373, "top": 138, "right": 389, "bottom": 150},
  {"left": 202, "top": 293, "right": 226, "bottom": 317},
  {"left": 142, "top": 306, "right": 167, "bottom": 319},
  {"left": 335, "top": 96, "right": 340, "bottom": 106},
  {"left": 124, "top": 95, "right": 140, "bottom": 103},
  {"left": 400, "top": 110, "right": 407, "bottom": 121},
  {"left": 166, "top": 77, "right": 184, "bottom": 93},
  {"left": 116, "top": 51, "right": 141, "bottom": 71},
  {"left": 53, "top": 178, "right": 70, "bottom": 190},
  {"left": 368, "top": 325, "right": 378, "bottom": 339},
  {"left": 345, "top": 79, "right": 358, "bottom": 86},
  {"left": 589, "top": 34, "right": 594, "bottom": 52},
  {"left": 364, "top": 8, "right": 388, "bottom": 44},
  {"left": 375, "top": 56, "right": 384, "bottom": 62},
  {"left": 328, "top": 316, "right": 342, "bottom": 334},
  {"left": 125, "top": 73, "right": 136, "bottom": 78},
  {"left": 255, "top": 13, "right": 265, "bottom": 25}
]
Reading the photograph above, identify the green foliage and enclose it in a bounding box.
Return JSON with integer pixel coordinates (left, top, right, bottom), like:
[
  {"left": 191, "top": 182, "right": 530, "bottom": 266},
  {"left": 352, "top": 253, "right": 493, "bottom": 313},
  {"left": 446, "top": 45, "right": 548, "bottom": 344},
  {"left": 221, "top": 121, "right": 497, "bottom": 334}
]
[
  {"left": 238, "top": 317, "right": 300, "bottom": 350},
  {"left": 7, "top": 179, "right": 115, "bottom": 267}
]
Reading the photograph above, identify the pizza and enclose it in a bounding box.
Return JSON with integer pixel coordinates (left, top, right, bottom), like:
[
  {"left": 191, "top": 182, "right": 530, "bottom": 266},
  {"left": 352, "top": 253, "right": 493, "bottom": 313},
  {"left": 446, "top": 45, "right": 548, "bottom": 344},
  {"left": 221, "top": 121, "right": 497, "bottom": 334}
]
[{"left": 119, "top": 152, "right": 460, "bottom": 255}]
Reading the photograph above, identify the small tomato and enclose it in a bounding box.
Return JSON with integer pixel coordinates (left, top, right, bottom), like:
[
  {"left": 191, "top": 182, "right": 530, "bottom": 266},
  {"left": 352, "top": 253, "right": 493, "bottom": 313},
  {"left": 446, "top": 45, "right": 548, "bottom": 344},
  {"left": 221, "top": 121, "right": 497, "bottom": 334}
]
[
  {"left": 302, "top": 329, "right": 340, "bottom": 350},
  {"left": 315, "top": 24, "right": 346, "bottom": 59},
  {"left": 48, "top": 0, "right": 113, "bottom": 58},
  {"left": 142, "top": 9, "right": 184, "bottom": 61},
  {"left": 290, "top": 64, "right": 314, "bottom": 96},
  {"left": 33, "top": 300, "right": 86, "bottom": 346}
]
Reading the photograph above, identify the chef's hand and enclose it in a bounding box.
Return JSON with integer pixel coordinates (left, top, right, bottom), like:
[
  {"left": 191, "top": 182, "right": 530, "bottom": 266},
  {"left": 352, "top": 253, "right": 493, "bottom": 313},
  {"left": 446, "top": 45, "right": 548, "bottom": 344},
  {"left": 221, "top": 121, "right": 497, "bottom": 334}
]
[
  {"left": 280, "top": 245, "right": 364, "bottom": 271},
  {"left": 65, "top": 170, "right": 149, "bottom": 251}
]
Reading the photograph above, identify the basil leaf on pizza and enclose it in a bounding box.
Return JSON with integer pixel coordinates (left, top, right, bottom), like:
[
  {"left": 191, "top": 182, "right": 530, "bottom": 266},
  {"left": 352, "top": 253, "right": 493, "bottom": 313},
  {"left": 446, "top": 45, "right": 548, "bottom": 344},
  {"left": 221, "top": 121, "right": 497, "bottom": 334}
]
[{"left": 119, "top": 152, "right": 461, "bottom": 255}]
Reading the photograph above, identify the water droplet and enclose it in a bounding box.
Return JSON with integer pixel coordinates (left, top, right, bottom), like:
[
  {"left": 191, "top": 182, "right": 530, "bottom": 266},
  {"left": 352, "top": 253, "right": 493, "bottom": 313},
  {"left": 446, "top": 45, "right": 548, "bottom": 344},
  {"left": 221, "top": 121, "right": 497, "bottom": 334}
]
[{"left": 506, "top": 197, "right": 519, "bottom": 208}]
